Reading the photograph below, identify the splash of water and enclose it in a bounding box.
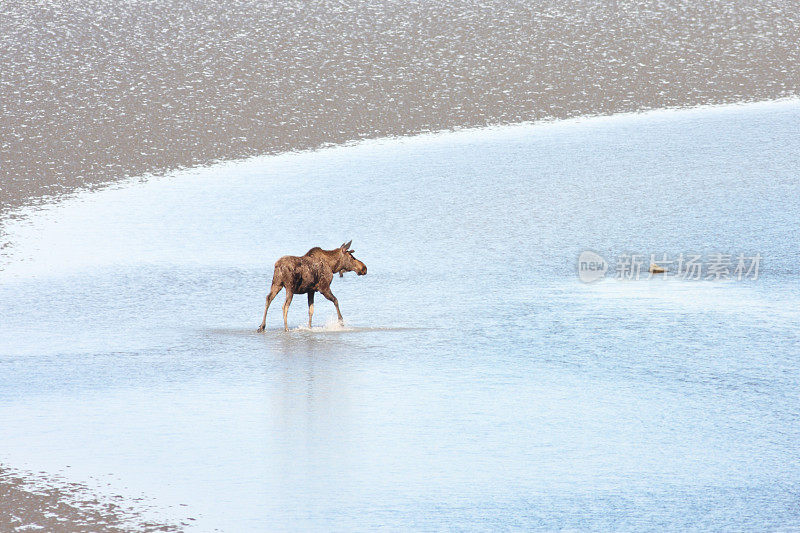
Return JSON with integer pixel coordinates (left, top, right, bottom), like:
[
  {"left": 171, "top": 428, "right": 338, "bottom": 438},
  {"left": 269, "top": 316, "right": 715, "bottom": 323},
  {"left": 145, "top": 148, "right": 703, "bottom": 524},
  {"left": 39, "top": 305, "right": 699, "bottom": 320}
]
[{"left": 294, "top": 314, "right": 355, "bottom": 333}]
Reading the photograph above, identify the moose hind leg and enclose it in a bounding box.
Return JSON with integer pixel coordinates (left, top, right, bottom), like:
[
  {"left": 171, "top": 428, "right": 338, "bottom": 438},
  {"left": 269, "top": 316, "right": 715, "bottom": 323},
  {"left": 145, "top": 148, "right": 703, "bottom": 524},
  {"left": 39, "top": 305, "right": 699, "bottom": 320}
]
[
  {"left": 307, "top": 292, "right": 315, "bottom": 328},
  {"left": 320, "top": 287, "right": 343, "bottom": 324},
  {"left": 257, "top": 283, "right": 282, "bottom": 332},
  {"left": 282, "top": 290, "right": 294, "bottom": 331}
]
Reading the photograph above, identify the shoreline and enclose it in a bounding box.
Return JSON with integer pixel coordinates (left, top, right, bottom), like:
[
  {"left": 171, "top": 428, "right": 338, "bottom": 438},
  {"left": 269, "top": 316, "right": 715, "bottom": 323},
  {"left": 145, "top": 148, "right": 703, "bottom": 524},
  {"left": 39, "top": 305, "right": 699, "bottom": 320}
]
[
  {"left": 1, "top": 95, "right": 797, "bottom": 271},
  {"left": 3, "top": 94, "right": 798, "bottom": 220},
  {"left": 2, "top": 92, "right": 795, "bottom": 221},
  {"left": 0, "top": 466, "right": 182, "bottom": 532},
  {"left": 2, "top": 0, "right": 799, "bottom": 218}
]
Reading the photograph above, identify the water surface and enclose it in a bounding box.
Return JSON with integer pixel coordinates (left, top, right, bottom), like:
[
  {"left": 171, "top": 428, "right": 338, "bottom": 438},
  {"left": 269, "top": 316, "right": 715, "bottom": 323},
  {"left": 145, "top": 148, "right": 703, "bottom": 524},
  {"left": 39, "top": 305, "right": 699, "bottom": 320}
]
[{"left": 1, "top": 100, "right": 799, "bottom": 530}]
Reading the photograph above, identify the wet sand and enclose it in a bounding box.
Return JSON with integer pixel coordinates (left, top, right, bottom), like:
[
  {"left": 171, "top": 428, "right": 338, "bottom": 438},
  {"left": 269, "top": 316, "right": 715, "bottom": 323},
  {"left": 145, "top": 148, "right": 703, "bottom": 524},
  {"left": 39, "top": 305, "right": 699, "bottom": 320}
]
[
  {"left": 0, "top": 467, "right": 180, "bottom": 532},
  {"left": 2, "top": 0, "right": 799, "bottom": 217}
]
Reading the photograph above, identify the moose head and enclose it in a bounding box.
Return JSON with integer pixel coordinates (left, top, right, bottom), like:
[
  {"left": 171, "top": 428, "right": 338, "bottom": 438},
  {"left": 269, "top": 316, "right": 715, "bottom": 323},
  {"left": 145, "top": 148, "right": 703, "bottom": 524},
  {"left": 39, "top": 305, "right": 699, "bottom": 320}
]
[{"left": 337, "top": 240, "right": 367, "bottom": 276}]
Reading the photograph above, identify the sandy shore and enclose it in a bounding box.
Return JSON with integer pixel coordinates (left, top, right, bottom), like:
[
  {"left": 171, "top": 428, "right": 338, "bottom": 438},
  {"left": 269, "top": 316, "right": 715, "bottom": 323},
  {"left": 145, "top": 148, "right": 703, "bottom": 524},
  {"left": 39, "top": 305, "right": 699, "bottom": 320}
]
[
  {"left": 2, "top": 0, "right": 799, "bottom": 218},
  {"left": 0, "top": 467, "right": 181, "bottom": 532}
]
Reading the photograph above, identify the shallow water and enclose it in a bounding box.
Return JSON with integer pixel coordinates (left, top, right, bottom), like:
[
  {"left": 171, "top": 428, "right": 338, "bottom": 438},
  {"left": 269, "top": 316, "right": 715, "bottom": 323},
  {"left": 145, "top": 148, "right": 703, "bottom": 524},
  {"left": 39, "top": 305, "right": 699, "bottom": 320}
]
[{"left": 1, "top": 101, "right": 800, "bottom": 530}]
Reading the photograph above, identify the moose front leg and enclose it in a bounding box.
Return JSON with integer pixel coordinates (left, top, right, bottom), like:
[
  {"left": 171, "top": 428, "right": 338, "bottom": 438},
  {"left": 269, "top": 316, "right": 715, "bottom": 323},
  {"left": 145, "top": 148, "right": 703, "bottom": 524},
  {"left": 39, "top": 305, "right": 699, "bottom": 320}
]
[
  {"left": 257, "top": 283, "right": 282, "bottom": 332},
  {"left": 307, "top": 291, "right": 315, "bottom": 328},
  {"left": 282, "top": 290, "right": 294, "bottom": 331},
  {"left": 320, "top": 287, "right": 343, "bottom": 324}
]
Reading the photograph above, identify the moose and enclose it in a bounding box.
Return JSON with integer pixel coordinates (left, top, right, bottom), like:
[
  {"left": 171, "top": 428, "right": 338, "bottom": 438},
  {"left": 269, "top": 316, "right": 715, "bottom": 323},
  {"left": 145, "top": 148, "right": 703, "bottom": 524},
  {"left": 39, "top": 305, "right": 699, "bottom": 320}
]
[{"left": 257, "top": 241, "right": 367, "bottom": 332}]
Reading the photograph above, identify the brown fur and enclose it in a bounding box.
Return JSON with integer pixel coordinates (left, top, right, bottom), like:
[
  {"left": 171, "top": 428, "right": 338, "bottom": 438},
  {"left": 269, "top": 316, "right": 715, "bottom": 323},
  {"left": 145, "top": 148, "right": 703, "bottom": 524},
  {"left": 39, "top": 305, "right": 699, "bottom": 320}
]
[
  {"left": 304, "top": 244, "right": 367, "bottom": 277},
  {"left": 257, "top": 241, "right": 367, "bottom": 331}
]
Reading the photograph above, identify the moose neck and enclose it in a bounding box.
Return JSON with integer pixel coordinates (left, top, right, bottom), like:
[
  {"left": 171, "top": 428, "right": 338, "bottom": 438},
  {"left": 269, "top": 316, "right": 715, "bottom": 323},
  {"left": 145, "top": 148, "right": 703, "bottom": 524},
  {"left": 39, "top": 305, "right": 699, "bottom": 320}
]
[
  {"left": 331, "top": 253, "right": 348, "bottom": 273},
  {"left": 322, "top": 248, "right": 347, "bottom": 272}
]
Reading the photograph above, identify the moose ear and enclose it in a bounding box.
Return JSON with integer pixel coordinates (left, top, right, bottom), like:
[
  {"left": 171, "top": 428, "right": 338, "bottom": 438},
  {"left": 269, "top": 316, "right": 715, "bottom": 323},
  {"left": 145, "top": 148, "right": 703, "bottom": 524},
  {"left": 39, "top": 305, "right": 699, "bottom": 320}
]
[{"left": 341, "top": 240, "right": 352, "bottom": 250}]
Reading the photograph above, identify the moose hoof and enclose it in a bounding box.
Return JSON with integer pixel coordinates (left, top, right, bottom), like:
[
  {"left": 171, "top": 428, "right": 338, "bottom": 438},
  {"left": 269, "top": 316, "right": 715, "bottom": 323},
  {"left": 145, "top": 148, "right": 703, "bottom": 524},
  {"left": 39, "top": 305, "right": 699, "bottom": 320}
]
[{"left": 257, "top": 325, "right": 265, "bottom": 333}]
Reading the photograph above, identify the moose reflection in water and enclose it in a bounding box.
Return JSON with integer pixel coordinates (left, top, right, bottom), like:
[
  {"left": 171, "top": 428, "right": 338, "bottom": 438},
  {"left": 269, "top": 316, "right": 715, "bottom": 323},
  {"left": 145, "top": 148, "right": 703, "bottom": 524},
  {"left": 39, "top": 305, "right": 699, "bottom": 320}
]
[{"left": 257, "top": 241, "right": 367, "bottom": 332}]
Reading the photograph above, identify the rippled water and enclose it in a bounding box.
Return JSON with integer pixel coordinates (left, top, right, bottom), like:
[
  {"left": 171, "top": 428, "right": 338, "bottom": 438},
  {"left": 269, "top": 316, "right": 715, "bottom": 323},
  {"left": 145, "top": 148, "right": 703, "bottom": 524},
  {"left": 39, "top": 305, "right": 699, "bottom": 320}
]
[{"left": 1, "top": 101, "right": 799, "bottom": 530}]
